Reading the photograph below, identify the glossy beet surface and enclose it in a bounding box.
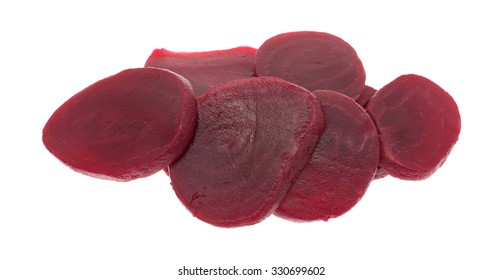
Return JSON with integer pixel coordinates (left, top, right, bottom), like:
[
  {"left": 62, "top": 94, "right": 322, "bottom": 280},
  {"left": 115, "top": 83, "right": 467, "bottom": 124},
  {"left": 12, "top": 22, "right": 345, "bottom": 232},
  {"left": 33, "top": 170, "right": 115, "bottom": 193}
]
[
  {"left": 255, "top": 31, "right": 365, "bottom": 99},
  {"left": 145, "top": 47, "right": 256, "bottom": 96},
  {"left": 275, "top": 90, "right": 380, "bottom": 221},
  {"left": 365, "top": 74, "right": 461, "bottom": 180},
  {"left": 169, "top": 77, "right": 325, "bottom": 227},
  {"left": 43, "top": 68, "right": 197, "bottom": 181}
]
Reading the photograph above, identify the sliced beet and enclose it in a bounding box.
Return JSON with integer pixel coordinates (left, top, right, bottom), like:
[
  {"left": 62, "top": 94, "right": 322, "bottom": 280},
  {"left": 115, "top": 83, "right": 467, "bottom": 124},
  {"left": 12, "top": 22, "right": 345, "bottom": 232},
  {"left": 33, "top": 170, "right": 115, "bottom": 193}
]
[
  {"left": 145, "top": 46, "right": 256, "bottom": 97},
  {"left": 168, "top": 77, "right": 325, "bottom": 227},
  {"left": 365, "top": 74, "right": 461, "bottom": 180},
  {"left": 255, "top": 31, "right": 365, "bottom": 99},
  {"left": 42, "top": 68, "right": 197, "bottom": 181},
  {"left": 356, "top": 85, "right": 377, "bottom": 106},
  {"left": 275, "top": 90, "right": 379, "bottom": 222}
]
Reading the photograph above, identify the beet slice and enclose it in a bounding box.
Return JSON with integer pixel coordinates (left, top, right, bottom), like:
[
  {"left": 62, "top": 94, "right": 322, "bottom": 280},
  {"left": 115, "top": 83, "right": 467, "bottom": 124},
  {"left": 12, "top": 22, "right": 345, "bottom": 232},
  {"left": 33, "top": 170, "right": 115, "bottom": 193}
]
[
  {"left": 42, "top": 68, "right": 197, "bottom": 181},
  {"left": 169, "top": 77, "right": 325, "bottom": 227},
  {"left": 145, "top": 46, "right": 256, "bottom": 97},
  {"left": 255, "top": 31, "right": 365, "bottom": 99},
  {"left": 275, "top": 90, "right": 379, "bottom": 222},
  {"left": 356, "top": 85, "right": 377, "bottom": 106},
  {"left": 365, "top": 74, "right": 461, "bottom": 180}
]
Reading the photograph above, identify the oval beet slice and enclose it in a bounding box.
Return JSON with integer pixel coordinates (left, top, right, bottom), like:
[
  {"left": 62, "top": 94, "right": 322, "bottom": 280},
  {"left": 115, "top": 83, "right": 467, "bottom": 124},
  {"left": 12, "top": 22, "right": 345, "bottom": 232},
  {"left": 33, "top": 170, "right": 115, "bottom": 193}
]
[
  {"left": 255, "top": 31, "right": 365, "bottom": 99},
  {"left": 42, "top": 68, "right": 197, "bottom": 181},
  {"left": 275, "top": 90, "right": 380, "bottom": 222},
  {"left": 169, "top": 77, "right": 325, "bottom": 227},
  {"left": 365, "top": 74, "right": 461, "bottom": 180},
  {"left": 145, "top": 46, "right": 256, "bottom": 97}
]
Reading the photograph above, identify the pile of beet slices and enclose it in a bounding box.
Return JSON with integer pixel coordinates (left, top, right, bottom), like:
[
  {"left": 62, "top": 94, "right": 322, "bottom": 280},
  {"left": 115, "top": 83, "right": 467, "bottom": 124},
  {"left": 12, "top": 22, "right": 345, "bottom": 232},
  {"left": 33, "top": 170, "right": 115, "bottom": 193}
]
[{"left": 43, "top": 31, "right": 461, "bottom": 228}]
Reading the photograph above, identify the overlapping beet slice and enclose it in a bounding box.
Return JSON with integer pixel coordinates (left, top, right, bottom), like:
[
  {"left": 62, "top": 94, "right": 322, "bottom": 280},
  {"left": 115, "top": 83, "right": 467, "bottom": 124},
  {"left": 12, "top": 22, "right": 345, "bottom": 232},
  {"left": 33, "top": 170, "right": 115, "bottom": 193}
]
[
  {"left": 255, "top": 31, "right": 366, "bottom": 99},
  {"left": 275, "top": 90, "right": 380, "bottom": 222},
  {"left": 365, "top": 74, "right": 461, "bottom": 180},
  {"left": 145, "top": 46, "right": 256, "bottom": 97},
  {"left": 42, "top": 68, "right": 197, "bottom": 181},
  {"left": 168, "top": 77, "right": 325, "bottom": 227}
]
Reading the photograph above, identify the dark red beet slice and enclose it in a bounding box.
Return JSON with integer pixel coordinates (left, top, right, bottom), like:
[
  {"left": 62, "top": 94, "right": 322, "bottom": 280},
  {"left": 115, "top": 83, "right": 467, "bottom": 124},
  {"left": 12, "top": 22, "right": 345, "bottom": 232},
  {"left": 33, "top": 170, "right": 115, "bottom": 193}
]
[
  {"left": 255, "top": 31, "right": 365, "bottom": 99},
  {"left": 145, "top": 46, "right": 256, "bottom": 97},
  {"left": 43, "top": 68, "right": 197, "bottom": 181},
  {"left": 169, "top": 77, "right": 325, "bottom": 227},
  {"left": 356, "top": 85, "right": 377, "bottom": 106},
  {"left": 365, "top": 74, "right": 461, "bottom": 180},
  {"left": 275, "top": 90, "right": 380, "bottom": 222}
]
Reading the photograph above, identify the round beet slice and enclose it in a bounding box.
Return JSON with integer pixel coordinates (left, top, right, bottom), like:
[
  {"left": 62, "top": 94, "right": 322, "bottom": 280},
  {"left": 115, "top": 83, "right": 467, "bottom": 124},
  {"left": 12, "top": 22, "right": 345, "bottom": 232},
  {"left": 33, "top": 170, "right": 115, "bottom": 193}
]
[
  {"left": 42, "top": 68, "right": 197, "bottom": 181},
  {"left": 145, "top": 46, "right": 256, "bottom": 97},
  {"left": 169, "top": 77, "right": 325, "bottom": 227},
  {"left": 275, "top": 90, "right": 380, "bottom": 222},
  {"left": 365, "top": 74, "right": 461, "bottom": 180},
  {"left": 255, "top": 31, "right": 365, "bottom": 99}
]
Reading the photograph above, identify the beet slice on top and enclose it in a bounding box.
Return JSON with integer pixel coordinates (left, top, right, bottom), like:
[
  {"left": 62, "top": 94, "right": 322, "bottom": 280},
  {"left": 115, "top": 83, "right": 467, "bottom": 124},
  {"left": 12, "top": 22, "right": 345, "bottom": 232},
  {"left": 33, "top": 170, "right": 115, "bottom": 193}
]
[
  {"left": 145, "top": 46, "right": 256, "bottom": 97},
  {"left": 42, "top": 68, "right": 197, "bottom": 181},
  {"left": 168, "top": 77, "right": 325, "bottom": 227},
  {"left": 275, "top": 90, "right": 380, "bottom": 222},
  {"left": 365, "top": 74, "right": 461, "bottom": 180},
  {"left": 255, "top": 31, "right": 366, "bottom": 99}
]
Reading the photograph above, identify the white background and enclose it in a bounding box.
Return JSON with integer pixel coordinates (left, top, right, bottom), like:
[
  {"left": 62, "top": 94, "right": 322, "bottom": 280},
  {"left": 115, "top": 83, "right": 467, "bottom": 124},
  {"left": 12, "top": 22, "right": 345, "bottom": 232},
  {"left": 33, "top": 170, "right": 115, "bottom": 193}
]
[{"left": 1, "top": 1, "right": 501, "bottom": 279}]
